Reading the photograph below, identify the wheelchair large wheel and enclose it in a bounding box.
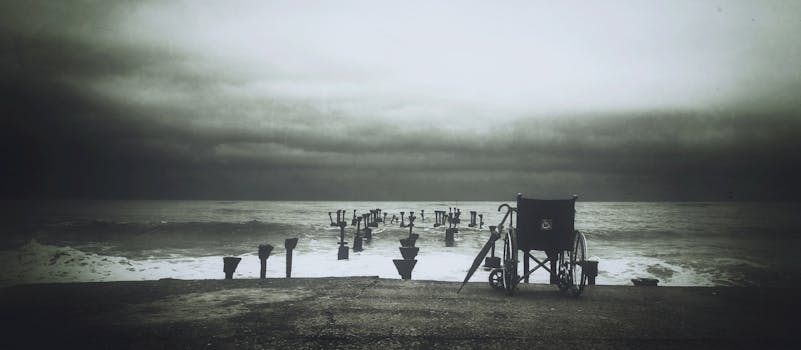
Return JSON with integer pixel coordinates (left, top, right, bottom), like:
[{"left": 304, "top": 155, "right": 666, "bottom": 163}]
[
  {"left": 571, "top": 230, "right": 588, "bottom": 296},
  {"left": 502, "top": 228, "right": 518, "bottom": 296},
  {"left": 558, "top": 231, "right": 587, "bottom": 297}
]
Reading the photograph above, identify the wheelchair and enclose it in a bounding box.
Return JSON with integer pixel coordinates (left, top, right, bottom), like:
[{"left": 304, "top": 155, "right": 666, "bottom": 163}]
[{"left": 459, "top": 194, "right": 591, "bottom": 297}]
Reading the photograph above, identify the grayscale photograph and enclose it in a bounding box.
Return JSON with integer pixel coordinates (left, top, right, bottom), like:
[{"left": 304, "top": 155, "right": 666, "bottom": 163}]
[{"left": 1, "top": 1, "right": 800, "bottom": 349}]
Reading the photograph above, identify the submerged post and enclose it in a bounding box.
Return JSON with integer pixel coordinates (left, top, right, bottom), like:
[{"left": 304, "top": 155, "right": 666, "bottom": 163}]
[
  {"left": 362, "top": 213, "right": 372, "bottom": 239},
  {"left": 479, "top": 214, "right": 484, "bottom": 229},
  {"left": 400, "top": 212, "right": 406, "bottom": 228},
  {"left": 284, "top": 238, "right": 298, "bottom": 278},
  {"left": 353, "top": 216, "right": 364, "bottom": 252},
  {"left": 258, "top": 244, "right": 274, "bottom": 279},
  {"left": 338, "top": 221, "right": 349, "bottom": 260},
  {"left": 369, "top": 210, "right": 379, "bottom": 227},
  {"left": 445, "top": 212, "right": 457, "bottom": 247},
  {"left": 445, "top": 228, "right": 455, "bottom": 247},
  {"left": 408, "top": 213, "right": 416, "bottom": 237},
  {"left": 223, "top": 257, "right": 241, "bottom": 279}
]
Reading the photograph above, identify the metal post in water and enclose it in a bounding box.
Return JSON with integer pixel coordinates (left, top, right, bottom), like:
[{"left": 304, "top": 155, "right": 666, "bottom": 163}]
[
  {"left": 362, "top": 213, "right": 372, "bottom": 239},
  {"left": 353, "top": 217, "right": 363, "bottom": 252},
  {"left": 369, "top": 210, "right": 378, "bottom": 227},
  {"left": 408, "top": 215, "right": 415, "bottom": 237},
  {"left": 284, "top": 238, "right": 298, "bottom": 278},
  {"left": 445, "top": 212, "right": 457, "bottom": 247},
  {"left": 258, "top": 244, "right": 274, "bottom": 279},
  {"left": 338, "top": 221, "right": 349, "bottom": 260},
  {"left": 223, "top": 257, "right": 241, "bottom": 279}
]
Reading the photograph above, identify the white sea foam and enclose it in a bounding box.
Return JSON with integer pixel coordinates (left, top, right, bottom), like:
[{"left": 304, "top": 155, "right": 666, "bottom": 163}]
[
  {"left": 0, "top": 240, "right": 487, "bottom": 287},
  {"left": 1, "top": 239, "right": 717, "bottom": 288},
  {"left": 593, "top": 256, "right": 716, "bottom": 286}
]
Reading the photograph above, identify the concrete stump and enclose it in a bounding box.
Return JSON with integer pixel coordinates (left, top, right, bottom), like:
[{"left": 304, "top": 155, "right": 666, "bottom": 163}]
[
  {"left": 393, "top": 259, "right": 417, "bottom": 280},
  {"left": 223, "top": 257, "right": 241, "bottom": 279}
]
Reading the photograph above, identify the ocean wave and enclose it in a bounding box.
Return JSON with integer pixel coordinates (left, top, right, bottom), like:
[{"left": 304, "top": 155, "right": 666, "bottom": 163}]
[
  {"left": 7, "top": 220, "right": 315, "bottom": 259},
  {"left": 0, "top": 240, "right": 243, "bottom": 288}
]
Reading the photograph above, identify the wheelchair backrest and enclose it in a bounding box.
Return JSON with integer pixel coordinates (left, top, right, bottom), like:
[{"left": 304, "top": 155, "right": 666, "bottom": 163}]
[{"left": 515, "top": 195, "right": 576, "bottom": 252}]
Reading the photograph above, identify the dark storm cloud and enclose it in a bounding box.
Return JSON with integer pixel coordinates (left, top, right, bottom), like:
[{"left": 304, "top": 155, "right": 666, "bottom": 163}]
[{"left": 2, "top": 1, "right": 800, "bottom": 200}]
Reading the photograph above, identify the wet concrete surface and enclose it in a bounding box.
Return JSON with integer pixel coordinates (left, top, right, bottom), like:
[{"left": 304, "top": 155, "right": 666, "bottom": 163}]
[{"left": 2, "top": 277, "right": 799, "bottom": 349}]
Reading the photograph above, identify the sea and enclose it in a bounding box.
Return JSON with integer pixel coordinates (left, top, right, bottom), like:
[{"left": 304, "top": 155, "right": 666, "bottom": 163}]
[{"left": 1, "top": 200, "right": 800, "bottom": 289}]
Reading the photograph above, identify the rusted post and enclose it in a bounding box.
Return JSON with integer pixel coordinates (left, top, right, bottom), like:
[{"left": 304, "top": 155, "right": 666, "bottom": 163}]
[
  {"left": 445, "top": 228, "right": 455, "bottom": 247},
  {"left": 479, "top": 214, "right": 484, "bottom": 229},
  {"left": 338, "top": 221, "right": 349, "bottom": 260},
  {"left": 353, "top": 217, "right": 363, "bottom": 252},
  {"left": 362, "top": 213, "right": 372, "bottom": 239},
  {"left": 258, "top": 244, "right": 274, "bottom": 279},
  {"left": 445, "top": 212, "right": 457, "bottom": 246},
  {"left": 223, "top": 257, "right": 241, "bottom": 279},
  {"left": 369, "top": 210, "right": 378, "bottom": 228},
  {"left": 284, "top": 238, "right": 298, "bottom": 278},
  {"left": 393, "top": 259, "right": 417, "bottom": 280},
  {"left": 400, "top": 212, "right": 406, "bottom": 228},
  {"left": 408, "top": 213, "right": 415, "bottom": 237}
]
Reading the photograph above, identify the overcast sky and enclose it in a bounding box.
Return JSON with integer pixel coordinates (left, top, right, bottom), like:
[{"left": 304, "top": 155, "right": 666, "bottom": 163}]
[{"left": 2, "top": 0, "right": 800, "bottom": 200}]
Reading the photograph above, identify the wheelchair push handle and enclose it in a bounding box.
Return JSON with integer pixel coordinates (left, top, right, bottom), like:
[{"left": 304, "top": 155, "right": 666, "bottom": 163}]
[{"left": 497, "top": 203, "right": 516, "bottom": 227}]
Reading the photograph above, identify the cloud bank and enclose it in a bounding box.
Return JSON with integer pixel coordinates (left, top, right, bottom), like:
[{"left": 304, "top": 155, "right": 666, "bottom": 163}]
[{"left": 2, "top": 1, "right": 800, "bottom": 200}]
